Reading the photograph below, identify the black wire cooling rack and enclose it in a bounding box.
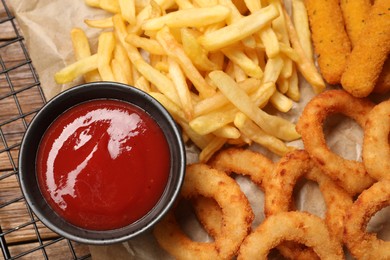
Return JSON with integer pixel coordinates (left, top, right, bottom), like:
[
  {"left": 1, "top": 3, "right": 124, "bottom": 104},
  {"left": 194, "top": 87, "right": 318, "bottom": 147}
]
[{"left": 0, "top": 0, "right": 91, "bottom": 259}]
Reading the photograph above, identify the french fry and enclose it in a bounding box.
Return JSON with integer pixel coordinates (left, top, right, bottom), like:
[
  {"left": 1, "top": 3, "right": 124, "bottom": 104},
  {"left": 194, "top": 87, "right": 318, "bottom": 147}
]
[
  {"left": 134, "top": 59, "right": 181, "bottom": 106},
  {"left": 84, "top": 17, "right": 114, "bottom": 28},
  {"left": 100, "top": 0, "right": 121, "bottom": 13},
  {"left": 243, "top": 0, "right": 262, "bottom": 12},
  {"left": 181, "top": 28, "right": 218, "bottom": 71},
  {"left": 262, "top": 56, "right": 284, "bottom": 83},
  {"left": 198, "top": 5, "right": 279, "bottom": 51},
  {"left": 286, "top": 65, "right": 300, "bottom": 101},
  {"left": 270, "top": 90, "right": 293, "bottom": 113},
  {"left": 97, "top": 31, "right": 116, "bottom": 81},
  {"left": 250, "top": 81, "right": 276, "bottom": 108},
  {"left": 174, "top": 0, "right": 194, "bottom": 9},
  {"left": 199, "top": 136, "right": 227, "bottom": 162},
  {"left": 193, "top": 0, "right": 218, "bottom": 7},
  {"left": 156, "top": 27, "right": 216, "bottom": 98},
  {"left": 150, "top": 93, "right": 213, "bottom": 149},
  {"left": 189, "top": 106, "right": 237, "bottom": 136},
  {"left": 168, "top": 58, "right": 194, "bottom": 120},
  {"left": 209, "top": 70, "right": 300, "bottom": 141},
  {"left": 222, "top": 46, "right": 263, "bottom": 79},
  {"left": 119, "top": 0, "right": 136, "bottom": 25},
  {"left": 125, "top": 34, "right": 166, "bottom": 55},
  {"left": 212, "top": 125, "right": 241, "bottom": 139},
  {"left": 194, "top": 78, "right": 260, "bottom": 116},
  {"left": 292, "top": 0, "right": 313, "bottom": 61},
  {"left": 283, "top": 8, "right": 325, "bottom": 93},
  {"left": 234, "top": 112, "right": 293, "bottom": 156},
  {"left": 134, "top": 76, "right": 151, "bottom": 92},
  {"left": 84, "top": 0, "right": 100, "bottom": 8},
  {"left": 70, "top": 28, "right": 101, "bottom": 83},
  {"left": 111, "top": 59, "right": 128, "bottom": 84},
  {"left": 55, "top": 54, "right": 98, "bottom": 84},
  {"left": 142, "top": 5, "right": 231, "bottom": 31},
  {"left": 114, "top": 43, "right": 133, "bottom": 84}
]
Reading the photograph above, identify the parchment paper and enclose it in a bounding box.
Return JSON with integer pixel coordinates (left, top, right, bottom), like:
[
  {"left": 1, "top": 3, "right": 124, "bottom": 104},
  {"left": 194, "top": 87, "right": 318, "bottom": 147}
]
[{"left": 9, "top": 0, "right": 389, "bottom": 259}]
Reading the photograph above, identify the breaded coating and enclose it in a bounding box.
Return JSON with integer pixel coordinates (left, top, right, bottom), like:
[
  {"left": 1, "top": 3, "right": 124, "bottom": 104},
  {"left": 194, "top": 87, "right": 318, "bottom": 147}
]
[
  {"left": 305, "top": 0, "right": 351, "bottom": 85},
  {"left": 373, "top": 58, "right": 390, "bottom": 93},
  {"left": 341, "top": 0, "right": 390, "bottom": 97},
  {"left": 340, "top": 0, "right": 390, "bottom": 94},
  {"left": 340, "top": 0, "right": 372, "bottom": 47}
]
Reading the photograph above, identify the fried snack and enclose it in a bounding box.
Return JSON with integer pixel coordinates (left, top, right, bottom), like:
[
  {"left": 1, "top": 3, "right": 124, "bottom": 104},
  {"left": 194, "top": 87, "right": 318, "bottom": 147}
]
[
  {"left": 304, "top": 0, "right": 351, "bottom": 85},
  {"left": 296, "top": 90, "right": 375, "bottom": 195},
  {"left": 70, "top": 28, "right": 101, "bottom": 82},
  {"left": 339, "top": 0, "right": 372, "bottom": 46},
  {"left": 153, "top": 163, "right": 254, "bottom": 259},
  {"left": 363, "top": 99, "right": 390, "bottom": 181},
  {"left": 340, "top": 0, "right": 390, "bottom": 97},
  {"left": 344, "top": 180, "right": 390, "bottom": 259},
  {"left": 209, "top": 148, "right": 275, "bottom": 183},
  {"left": 191, "top": 196, "right": 222, "bottom": 238},
  {"left": 192, "top": 148, "right": 275, "bottom": 238},
  {"left": 237, "top": 211, "right": 345, "bottom": 260},
  {"left": 208, "top": 70, "right": 300, "bottom": 142},
  {"left": 374, "top": 59, "right": 390, "bottom": 94},
  {"left": 339, "top": 0, "right": 390, "bottom": 94},
  {"left": 265, "top": 150, "right": 352, "bottom": 259}
]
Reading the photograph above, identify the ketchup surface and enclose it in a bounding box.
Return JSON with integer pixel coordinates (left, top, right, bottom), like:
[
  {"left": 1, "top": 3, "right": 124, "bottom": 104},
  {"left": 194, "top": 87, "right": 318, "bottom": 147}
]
[{"left": 36, "top": 99, "right": 170, "bottom": 230}]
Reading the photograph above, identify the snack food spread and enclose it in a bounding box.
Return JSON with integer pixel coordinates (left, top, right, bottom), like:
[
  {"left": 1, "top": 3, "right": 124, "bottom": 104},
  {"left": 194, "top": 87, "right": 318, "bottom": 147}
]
[
  {"left": 11, "top": 0, "right": 389, "bottom": 258},
  {"left": 36, "top": 99, "right": 170, "bottom": 230}
]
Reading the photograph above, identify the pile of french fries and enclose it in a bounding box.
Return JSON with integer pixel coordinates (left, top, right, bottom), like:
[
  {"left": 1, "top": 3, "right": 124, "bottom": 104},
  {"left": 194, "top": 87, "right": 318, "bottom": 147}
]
[{"left": 55, "top": 0, "right": 325, "bottom": 161}]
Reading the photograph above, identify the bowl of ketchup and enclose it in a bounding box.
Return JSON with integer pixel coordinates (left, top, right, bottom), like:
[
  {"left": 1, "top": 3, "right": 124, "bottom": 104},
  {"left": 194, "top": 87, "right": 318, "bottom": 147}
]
[{"left": 18, "top": 82, "right": 186, "bottom": 245}]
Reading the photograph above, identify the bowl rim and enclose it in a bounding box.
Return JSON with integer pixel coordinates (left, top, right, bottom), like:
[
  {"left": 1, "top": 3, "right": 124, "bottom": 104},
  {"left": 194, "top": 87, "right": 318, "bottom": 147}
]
[{"left": 18, "top": 81, "right": 186, "bottom": 244}]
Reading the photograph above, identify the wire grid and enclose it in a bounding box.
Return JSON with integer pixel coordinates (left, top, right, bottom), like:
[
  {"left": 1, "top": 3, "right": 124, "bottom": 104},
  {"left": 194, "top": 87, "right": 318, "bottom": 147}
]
[{"left": 0, "top": 0, "right": 91, "bottom": 259}]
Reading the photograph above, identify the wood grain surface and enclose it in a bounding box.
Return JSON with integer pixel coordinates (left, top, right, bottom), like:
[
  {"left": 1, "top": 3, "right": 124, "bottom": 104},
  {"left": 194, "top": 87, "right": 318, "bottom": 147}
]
[{"left": 0, "top": 1, "right": 91, "bottom": 259}]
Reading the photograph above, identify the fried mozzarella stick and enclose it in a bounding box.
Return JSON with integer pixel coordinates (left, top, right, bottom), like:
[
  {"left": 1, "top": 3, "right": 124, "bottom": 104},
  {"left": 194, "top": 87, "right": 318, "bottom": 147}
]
[
  {"left": 305, "top": 0, "right": 351, "bottom": 85},
  {"left": 341, "top": 0, "right": 390, "bottom": 97},
  {"left": 339, "top": 0, "right": 372, "bottom": 46},
  {"left": 340, "top": 0, "right": 390, "bottom": 94}
]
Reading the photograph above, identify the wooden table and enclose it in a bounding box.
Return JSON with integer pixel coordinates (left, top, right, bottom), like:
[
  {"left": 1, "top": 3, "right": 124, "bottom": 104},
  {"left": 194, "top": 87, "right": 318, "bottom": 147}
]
[{"left": 0, "top": 1, "right": 91, "bottom": 259}]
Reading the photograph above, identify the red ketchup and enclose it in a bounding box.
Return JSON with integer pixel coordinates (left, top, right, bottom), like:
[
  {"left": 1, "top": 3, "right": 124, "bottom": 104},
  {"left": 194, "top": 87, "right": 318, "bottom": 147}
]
[{"left": 36, "top": 99, "right": 170, "bottom": 230}]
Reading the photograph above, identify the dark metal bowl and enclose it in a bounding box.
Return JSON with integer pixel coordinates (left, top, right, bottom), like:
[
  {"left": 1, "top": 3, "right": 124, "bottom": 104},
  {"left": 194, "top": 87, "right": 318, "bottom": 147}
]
[{"left": 18, "top": 82, "right": 186, "bottom": 245}]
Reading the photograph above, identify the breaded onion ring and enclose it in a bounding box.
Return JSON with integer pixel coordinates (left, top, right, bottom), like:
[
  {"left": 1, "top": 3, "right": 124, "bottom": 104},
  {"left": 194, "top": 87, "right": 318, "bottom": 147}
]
[
  {"left": 191, "top": 196, "right": 222, "bottom": 238},
  {"left": 153, "top": 163, "right": 254, "bottom": 259},
  {"left": 363, "top": 99, "right": 390, "bottom": 181},
  {"left": 344, "top": 180, "right": 390, "bottom": 259},
  {"left": 265, "top": 150, "right": 352, "bottom": 259},
  {"left": 209, "top": 147, "right": 275, "bottom": 185},
  {"left": 237, "top": 211, "right": 345, "bottom": 260},
  {"left": 191, "top": 148, "right": 275, "bottom": 249},
  {"left": 296, "top": 90, "right": 375, "bottom": 195}
]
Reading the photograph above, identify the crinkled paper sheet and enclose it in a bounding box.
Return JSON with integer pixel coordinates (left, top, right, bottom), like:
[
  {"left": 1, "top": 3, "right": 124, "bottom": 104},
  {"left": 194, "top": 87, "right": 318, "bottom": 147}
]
[{"left": 9, "top": 0, "right": 390, "bottom": 259}]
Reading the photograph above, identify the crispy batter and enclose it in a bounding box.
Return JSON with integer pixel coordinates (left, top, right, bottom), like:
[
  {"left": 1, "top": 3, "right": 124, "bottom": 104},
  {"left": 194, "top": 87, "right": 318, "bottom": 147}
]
[
  {"left": 363, "top": 100, "right": 390, "bottom": 181},
  {"left": 153, "top": 163, "right": 253, "bottom": 259},
  {"left": 344, "top": 180, "right": 390, "bottom": 259},
  {"left": 339, "top": 0, "right": 372, "bottom": 46},
  {"left": 192, "top": 148, "right": 275, "bottom": 247},
  {"left": 305, "top": 0, "right": 351, "bottom": 84},
  {"left": 267, "top": 150, "right": 352, "bottom": 240},
  {"left": 265, "top": 150, "right": 352, "bottom": 259},
  {"left": 339, "top": 0, "right": 390, "bottom": 94},
  {"left": 373, "top": 59, "right": 390, "bottom": 93},
  {"left": 296, "top": 90, "right": 375, "bottom": 195},
  {"left": 341, "top": 0, "right": 390, "bottom": 97},
  {"left": 238, "top": 211, "right": 345, "bottom": 260}
]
